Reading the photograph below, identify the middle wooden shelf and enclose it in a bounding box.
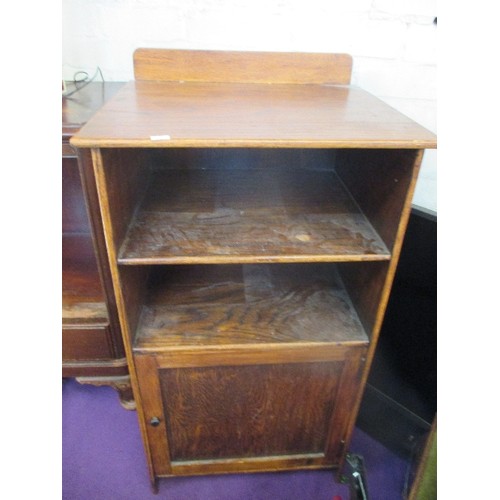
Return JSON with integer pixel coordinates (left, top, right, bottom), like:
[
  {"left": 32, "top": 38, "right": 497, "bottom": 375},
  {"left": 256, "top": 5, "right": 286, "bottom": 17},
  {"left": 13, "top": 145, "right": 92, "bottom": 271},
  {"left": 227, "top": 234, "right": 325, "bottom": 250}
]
[
  {"left": 132, "top": 262, "right": 370, "bottom": 351},
  {"left": 116, "top": 149, "right": 391, "bottom": 266}
]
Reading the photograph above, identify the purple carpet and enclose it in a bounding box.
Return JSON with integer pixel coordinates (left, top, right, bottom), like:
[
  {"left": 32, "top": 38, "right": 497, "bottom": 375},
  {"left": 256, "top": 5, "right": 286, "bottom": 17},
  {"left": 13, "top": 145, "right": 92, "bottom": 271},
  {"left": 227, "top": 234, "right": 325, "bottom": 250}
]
[{"left": 63, "top": 378, "right": 409, "bottom": 499}]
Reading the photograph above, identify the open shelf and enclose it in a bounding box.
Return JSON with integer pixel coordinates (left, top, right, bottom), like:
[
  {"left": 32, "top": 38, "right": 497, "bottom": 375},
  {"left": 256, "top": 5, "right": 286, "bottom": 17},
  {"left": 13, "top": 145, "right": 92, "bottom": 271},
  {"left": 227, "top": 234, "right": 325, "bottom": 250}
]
[
  {"left": 62, "top": 234, "right": 108, "bottom": 326},
  {"left": 133, "top": 263, "right": 369, "bottom": 352},
  {"left": 118, "top": 165, "right": 390, "bottom": 265}
]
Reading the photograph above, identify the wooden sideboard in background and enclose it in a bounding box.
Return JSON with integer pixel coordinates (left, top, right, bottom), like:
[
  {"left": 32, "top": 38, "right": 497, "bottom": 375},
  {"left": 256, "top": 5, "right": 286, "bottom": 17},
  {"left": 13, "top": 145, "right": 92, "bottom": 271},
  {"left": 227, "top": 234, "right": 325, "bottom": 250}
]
[{"left": 62, "top": 81, "right": 134, "bottom": 409}]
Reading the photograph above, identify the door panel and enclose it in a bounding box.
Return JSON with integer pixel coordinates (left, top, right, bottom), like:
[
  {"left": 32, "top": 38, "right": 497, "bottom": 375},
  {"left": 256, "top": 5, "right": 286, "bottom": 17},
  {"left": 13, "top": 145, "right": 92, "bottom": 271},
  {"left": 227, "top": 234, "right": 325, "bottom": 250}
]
[
  {"left": 135, "top": 347, "right": 366, "bottom": 476},
  {"left": 160, "top": 362, "right": 342, "bottom": 461}
]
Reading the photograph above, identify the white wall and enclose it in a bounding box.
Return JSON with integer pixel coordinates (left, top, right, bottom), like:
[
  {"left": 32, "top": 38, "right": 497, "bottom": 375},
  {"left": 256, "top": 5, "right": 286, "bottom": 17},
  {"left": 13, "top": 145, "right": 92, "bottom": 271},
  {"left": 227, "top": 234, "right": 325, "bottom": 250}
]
[{"left": 62, "top": 0, "right": 437, "bottom": 211}]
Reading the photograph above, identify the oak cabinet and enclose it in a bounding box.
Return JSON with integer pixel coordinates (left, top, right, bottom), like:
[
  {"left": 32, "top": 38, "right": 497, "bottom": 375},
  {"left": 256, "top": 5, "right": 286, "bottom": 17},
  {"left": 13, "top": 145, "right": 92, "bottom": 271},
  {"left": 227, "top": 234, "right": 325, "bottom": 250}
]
[{"left": 71, "top": 49, "right": 436, "bottom": 490}]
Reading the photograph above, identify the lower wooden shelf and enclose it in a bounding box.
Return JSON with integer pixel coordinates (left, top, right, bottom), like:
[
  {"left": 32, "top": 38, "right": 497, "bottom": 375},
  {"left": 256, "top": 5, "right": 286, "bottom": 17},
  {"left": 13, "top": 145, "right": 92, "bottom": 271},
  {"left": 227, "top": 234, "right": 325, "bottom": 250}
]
[{"left": 133, "top": 263, "right": 369, "bottom": 351}]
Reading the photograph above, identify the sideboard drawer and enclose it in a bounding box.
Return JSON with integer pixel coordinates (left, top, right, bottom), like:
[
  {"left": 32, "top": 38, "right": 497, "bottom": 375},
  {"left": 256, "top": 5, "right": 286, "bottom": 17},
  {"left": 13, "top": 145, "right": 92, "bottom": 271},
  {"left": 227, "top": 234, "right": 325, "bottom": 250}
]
[{"left": 62, "top": 324, "right": 113, "bottom": 361}]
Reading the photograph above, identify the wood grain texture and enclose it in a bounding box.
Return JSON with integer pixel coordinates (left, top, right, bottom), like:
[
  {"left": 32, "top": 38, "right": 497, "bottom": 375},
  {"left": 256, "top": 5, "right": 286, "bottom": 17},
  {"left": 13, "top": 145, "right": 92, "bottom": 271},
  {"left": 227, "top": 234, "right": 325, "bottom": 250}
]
[
  {"left": 118, "top": 164, "right": 390, "bottom": 264},
  {"left": 169, "top": 454, "right": 329, "bottom": 476},
  {"left": 133, "top": 48, "right": 352, "bottom": 85},
  {"left": 70, "top": 81, "right": 437, "bottom": 149},
  {"left": 159, "top": 362, "right": 343, "bottom": 461},
  {"left": 134, "top": 264, "right": 369, "bottom": 350}
]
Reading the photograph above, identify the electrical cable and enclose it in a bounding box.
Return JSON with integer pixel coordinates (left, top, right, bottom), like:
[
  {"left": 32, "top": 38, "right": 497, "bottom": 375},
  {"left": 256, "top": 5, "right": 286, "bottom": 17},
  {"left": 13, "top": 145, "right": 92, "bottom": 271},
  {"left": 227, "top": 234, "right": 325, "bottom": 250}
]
[{"left": 62, "top": 67, "right": 104, "bottom": 98}]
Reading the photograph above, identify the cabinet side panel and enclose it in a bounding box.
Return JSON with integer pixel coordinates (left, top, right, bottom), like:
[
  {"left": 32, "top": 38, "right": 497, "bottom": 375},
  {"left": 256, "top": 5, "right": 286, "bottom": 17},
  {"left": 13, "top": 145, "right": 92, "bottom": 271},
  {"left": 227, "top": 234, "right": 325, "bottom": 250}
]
[
  {"left": 335, "top": 149, "right": 419, "bottom": 252},
  {"left": 159, "top": 362, "right": 343, "bottom": 462},
  {"left": 119, "top": 266, "right": 150, "bottom": 345},
  {"left": 338, "top": 261, "right": 389, "bottom": 340},
  {"left": 91, "top": 149, "right": 152, "bottom": 345},
  {"left": 334, "top": 150, "right": 424, "bottom": 470},
  {"left": 94, "top": 149, "right": 151, "bottom": 249},
  {"left": 77, "top": 149, "right": 123, "bottom": 358},
  {"left": 90, "top": 149, "right": 158, "bottom": 485},
  {"left": 335, "top": 149, "right": 423, "bottom": 339}
]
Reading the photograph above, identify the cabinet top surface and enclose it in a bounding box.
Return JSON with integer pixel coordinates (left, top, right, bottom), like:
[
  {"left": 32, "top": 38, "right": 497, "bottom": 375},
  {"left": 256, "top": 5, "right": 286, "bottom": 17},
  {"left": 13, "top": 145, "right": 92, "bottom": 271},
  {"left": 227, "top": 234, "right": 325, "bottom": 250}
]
[{"left": 71, "top": 80, "right": 436, "bottom": 149}]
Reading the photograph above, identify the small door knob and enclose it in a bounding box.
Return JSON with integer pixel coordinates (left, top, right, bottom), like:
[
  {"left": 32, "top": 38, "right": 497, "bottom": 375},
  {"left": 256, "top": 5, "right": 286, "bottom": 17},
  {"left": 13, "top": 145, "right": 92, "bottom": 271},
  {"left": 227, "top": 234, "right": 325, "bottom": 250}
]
[{"left": 150, "top": 416, "right": 161, "bottom": 427}]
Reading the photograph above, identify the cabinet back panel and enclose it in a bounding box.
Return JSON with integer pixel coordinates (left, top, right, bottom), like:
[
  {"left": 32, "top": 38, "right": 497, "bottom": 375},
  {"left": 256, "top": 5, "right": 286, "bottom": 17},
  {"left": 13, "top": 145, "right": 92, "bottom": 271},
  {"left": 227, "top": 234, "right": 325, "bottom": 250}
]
[
  {"left": 150, "top": 148, "right": 336, "bottom": 171},
  {"left": 159, "top": 362, "right": 342, "bottom": 461}
]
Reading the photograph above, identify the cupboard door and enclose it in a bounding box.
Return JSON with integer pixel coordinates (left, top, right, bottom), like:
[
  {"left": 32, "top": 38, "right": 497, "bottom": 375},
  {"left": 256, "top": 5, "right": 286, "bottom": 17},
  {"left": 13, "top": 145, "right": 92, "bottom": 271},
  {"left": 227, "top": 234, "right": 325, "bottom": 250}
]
[{"left": 135, "top": 348, "right": 366, "bottom": 476}]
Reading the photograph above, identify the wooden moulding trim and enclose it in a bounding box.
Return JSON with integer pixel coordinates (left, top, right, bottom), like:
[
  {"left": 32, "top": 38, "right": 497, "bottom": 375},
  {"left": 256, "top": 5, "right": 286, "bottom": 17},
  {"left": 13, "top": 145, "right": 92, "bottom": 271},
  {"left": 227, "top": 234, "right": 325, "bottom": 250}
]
[
  {"left": 62, "top": 357, "right": 128, "bottom": 368},
  {"left": 62, "top": 357, "right": 129, "bottom": 378},
  {"left": 136, "top": 343, "right": 369, "bottom": 367},
  {"left": 118, "top": 254, "right": 391, "bottom": 266},
  {"left": 62, "top": 319, "right": 109, "bottom": 328},
  {"left": 167, "top": 453, "right": 332, "bottom": 476},
  {"left": 91, "top": 148, "right": 157, "bottom": 484},
  {"left": 71, "top": 138, "right": 437, "bottom": 150}
]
